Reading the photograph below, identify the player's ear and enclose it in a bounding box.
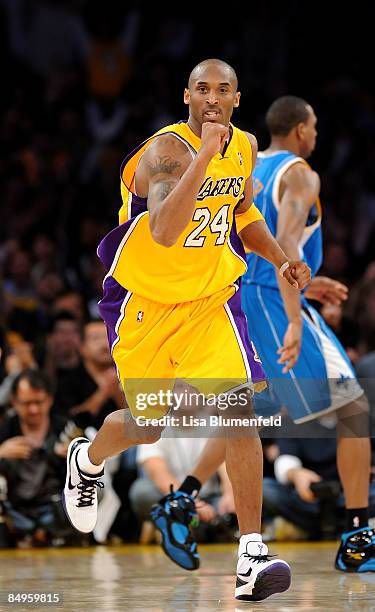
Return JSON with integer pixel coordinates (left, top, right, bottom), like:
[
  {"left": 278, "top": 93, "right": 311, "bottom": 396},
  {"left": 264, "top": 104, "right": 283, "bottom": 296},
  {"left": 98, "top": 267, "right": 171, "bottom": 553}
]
[
  {"left": 296, "top": 122, "right": 306, "bottom": 140},
  {"left": 184, "top": 88, "right": 190, "bottom": 105},
  {"left": 233, "top": 91, "right": 241, "bottom": 108}
]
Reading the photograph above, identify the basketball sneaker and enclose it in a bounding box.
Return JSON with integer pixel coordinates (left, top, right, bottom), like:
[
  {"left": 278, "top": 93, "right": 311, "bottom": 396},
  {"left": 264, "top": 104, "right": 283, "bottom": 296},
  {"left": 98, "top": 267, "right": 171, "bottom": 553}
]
[
  {"left": 235, "top": 538, "right": 291, "bottom": 602},
  {"left": 62, "top": 437, "right": 104, "bottom": 533},
  {"left": 335, "top": 527, "right": 375, "bottom": 572},
  {"left": 150, "top": 486, "right": 200, "bottom": 570}
]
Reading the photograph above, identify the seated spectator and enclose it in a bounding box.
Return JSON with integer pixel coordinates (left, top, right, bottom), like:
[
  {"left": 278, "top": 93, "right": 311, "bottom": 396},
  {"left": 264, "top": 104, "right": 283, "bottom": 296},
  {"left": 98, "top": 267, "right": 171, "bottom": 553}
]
[
  {"left": 54, "top": 319, "right": 123, "bottom": 429},
  {"left": 3, "top": 251, "right": 37, "bottom": 314},
  {"left": 3, "top": 251, "right": 41, "bottom": 343},
  {"left": 129, "top": 434, "right": 236, "bottom": 543},
  {"left": 52, "top": 290, "right": 87, "bottom": 327},
  {"left": 31, "top": 234, "right": 61, "bottom": 282},
  {"left": 0, "top": 333, "right": 37, "bottom": 409},
  {"left": 35, "top": 271, "right": 66, "bottom": 326},
  {"left": 262, "top": 417, "right": 375, "bottom": 541},
  {"left": 44, "top": 311, "right": 82, "bottom": 390},
  {"left": 0, "top": 369, "right": 83, "bottom": 547}
]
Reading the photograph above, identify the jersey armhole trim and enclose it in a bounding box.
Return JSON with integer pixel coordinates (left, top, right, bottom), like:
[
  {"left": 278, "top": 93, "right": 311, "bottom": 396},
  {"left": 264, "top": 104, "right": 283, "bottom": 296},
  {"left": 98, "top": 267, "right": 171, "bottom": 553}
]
[{"left": 271, "top": 157, "right": 304, "bottom": 210}]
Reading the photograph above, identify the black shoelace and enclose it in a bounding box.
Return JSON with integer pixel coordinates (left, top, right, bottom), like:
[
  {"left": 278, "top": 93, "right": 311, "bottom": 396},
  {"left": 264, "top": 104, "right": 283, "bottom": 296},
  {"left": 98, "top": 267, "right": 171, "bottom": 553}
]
[
  {"left": 167, "top": 485, "right": 197, "bottom": 522},
  {"left": 76, "top": 477, "right": 104, "bottom": 508},
  {"left": 242, "top": 553, "right": 277, "bottom": 564}
]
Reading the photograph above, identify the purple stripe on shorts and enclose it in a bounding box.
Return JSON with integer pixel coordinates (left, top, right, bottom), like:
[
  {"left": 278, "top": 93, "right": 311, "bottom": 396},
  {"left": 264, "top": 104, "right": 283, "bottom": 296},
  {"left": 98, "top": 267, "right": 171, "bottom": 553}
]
[
  {"left": 227, "top": 281, "right": 267, "bottom": 383},
  {"left": 98, "top": 275, "right": 128, "bottom": 351}
]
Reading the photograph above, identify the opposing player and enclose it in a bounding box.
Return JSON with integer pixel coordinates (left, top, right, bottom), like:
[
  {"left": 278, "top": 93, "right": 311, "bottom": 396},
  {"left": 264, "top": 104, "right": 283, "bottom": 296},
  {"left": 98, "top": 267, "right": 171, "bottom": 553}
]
[
  {"left": 62, "top": 60, "right": 311, "bottom": 602},
  {"left": 166, "top": 96, "right": 374, "bottom": 574},
  {"left": 245, "top": 96, "right": 373, "bottom": 572}
]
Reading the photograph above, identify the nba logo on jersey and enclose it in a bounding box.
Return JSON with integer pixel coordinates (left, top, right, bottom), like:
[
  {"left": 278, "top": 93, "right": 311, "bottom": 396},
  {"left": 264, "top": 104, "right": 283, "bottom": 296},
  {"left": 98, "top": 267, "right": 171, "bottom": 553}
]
[
  {"left": 136, "top": 311, "right": 144, "bottom": 322},
  {"left": 237, "top": 151, "right": 243, "bottom": 165}
]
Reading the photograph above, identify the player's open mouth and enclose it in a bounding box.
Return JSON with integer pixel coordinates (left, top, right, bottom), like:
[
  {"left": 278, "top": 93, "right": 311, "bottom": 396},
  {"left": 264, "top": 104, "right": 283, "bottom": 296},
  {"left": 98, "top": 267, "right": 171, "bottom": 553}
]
[{"left": 203, "top": 110, "right": 221, "bottom": 119}]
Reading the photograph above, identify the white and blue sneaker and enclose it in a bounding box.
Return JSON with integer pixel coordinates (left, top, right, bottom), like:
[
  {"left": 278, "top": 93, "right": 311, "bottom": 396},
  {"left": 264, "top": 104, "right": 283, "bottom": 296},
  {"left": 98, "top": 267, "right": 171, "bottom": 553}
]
[
  {"left": 235, "top": 539, "right": 291, "bottom": 602},
  {"left": 62, "top": 437, "right": 104, "bottom": 534}
]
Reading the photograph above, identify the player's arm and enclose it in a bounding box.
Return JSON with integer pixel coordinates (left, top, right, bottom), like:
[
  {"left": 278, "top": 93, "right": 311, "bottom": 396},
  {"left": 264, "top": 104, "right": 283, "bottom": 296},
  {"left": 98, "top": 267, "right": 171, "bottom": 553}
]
[
  {"left": 238, "top": 133, "right": 310, "bottom": 289},
  {"left": 137, "top": 123, "right": 229, "bottom": 247},
  {"left": 276, "top": 164, "right": 320, "bottom": 372}
]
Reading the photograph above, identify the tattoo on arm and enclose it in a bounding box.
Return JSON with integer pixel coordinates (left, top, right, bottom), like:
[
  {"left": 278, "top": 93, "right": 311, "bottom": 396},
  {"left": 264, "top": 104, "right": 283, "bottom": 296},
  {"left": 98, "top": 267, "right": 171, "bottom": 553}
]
[
  {"left": 155, "top": 180, "right": 175, "bottom": 201},
  {"left": 149, "top": 156, "right": 181, "bottom": 177}
]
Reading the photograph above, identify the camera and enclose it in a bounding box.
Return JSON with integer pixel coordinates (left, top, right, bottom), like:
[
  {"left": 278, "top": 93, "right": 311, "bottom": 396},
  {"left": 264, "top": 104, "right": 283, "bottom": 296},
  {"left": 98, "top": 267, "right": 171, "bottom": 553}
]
[
  {"left": 310, "top": 480, "right": 341, "bottom": 539},
  {"left": 310, "top": 480, "right": 341, "bottom": 500}
]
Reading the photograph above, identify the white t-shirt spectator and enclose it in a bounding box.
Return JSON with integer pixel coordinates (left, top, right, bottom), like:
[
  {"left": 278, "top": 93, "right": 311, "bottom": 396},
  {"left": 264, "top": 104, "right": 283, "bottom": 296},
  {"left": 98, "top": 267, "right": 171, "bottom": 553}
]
[{"left": 137, "top": 435, "right": 220, "bottom": 498}]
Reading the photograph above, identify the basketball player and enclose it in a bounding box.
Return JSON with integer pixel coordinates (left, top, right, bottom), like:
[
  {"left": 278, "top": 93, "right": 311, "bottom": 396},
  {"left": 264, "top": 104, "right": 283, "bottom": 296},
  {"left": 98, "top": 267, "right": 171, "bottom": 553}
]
[
  {"left": 62, "top": 61, "right": 311, "bottom": 602},
  {"left": 166, "top": 96, "right": 374, "bottom": 574}
]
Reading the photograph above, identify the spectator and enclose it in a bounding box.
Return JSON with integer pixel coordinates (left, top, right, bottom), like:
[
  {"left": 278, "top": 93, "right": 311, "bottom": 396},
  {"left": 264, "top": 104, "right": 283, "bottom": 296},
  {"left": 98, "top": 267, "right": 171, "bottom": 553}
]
[
  {"left": 0, "top": 369, "right": 83, "bottom": 547},
  {"left": 55, "top": 320, "right": 123, "bottom": 429},
  {"left": 44, "top": 311, "right": 82, "bottom": 391},
  {"left": 3, "top": 251, "right": 42, "bottom": 342},
  {"left": 35, "top": 271, "right": 66, "bottom": 326},
  {"left": 52, "top": 290, "right": 87, "bottom": 326},
  {"left": 3, "top": 251, "right": 37, "bottom": 312},
  {"left": 0, "top": 334, "right": 37, "bottom": 409},
  {"left": 31, "top": 234, "right": 61, "bottom": 281}
]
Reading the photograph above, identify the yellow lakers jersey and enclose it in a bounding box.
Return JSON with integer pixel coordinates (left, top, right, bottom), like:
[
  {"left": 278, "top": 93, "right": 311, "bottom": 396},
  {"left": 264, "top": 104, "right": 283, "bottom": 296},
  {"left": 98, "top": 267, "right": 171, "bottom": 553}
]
[{"left": 99, "top": 121, "right": 259, "bottom": 304}]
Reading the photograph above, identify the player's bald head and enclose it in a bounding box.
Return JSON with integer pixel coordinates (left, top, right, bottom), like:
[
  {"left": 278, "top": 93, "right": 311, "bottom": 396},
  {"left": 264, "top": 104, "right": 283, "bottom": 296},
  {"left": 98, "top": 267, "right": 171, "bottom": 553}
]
[{"left": 188, "top": 59, "right": 238, "bottom": 91}]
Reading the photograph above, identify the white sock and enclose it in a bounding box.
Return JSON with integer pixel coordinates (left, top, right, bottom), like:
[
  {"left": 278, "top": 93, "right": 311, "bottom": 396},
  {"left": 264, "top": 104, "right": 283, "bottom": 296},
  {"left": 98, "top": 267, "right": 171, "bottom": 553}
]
[
  {"left": 239, "top": 532, "right": 263, "bottom": 557},
  {"left": 77, "top": 444, "right": 105, "bottom": 475}
]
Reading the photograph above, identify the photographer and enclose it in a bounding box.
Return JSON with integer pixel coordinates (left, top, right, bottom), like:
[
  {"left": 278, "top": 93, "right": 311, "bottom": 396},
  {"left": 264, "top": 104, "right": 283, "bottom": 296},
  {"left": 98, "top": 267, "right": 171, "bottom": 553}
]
[
  {"left": 263, "top": 417, "right": 375, "bottom": 540},
  {"left": 0, "top": 369, "right": 82, "bottom": 547}
]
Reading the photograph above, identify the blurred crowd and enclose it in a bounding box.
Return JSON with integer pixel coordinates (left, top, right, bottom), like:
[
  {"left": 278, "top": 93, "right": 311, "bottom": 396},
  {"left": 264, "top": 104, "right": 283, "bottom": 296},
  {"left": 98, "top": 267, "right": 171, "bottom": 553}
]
[{"left": 0, "top": 0, "right": 374, "bottom": 548}]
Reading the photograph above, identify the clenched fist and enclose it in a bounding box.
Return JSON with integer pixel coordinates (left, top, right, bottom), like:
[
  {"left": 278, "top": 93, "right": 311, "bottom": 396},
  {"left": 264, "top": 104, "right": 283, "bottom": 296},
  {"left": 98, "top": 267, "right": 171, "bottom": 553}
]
[
  {"left": 199, "top": 122, "right": 229, "bottom": 160},
  {"left": 281, "top": 261, "right": 311, "bottom": 290}
]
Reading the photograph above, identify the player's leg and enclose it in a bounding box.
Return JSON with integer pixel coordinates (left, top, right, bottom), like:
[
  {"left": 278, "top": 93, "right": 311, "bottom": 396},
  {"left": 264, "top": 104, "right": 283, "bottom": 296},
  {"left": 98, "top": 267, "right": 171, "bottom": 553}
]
[
  {"left": 335, "top": 394, "right": 375, "bottom": 572},
  {"left": 309, "top": 314, "right": 371, "bottom": 519},
  {"left": 63, "top": 289, "right": 175, "bottom": 535},
  {"left": 222, "top": 391, "right": 290, "bottom": 602},
  {"left": 297, "top": 304, "right": 375, "bottom": 571},
  {"left": 226, "top": 426, "right": 263, "bottom": 535},
  {"left": 173, "top": 287, "right": 290, "bottom": 600},
  {"left": 149, "top": 435, "right": 226, "bottom": 570},
  {"left": 152, "top": 400, "right": 274, "bottom": 583},
  {"left": 336, "top": 394, "right": 370, "bottom": 511},
  {"left": 244, "top": 284, "right": 375, "bottom": 571},
  {"left": 252, "top": 288, "right": 375, "bottom": 571},
  {"left": 63, "top": 409, "right": 162, "bottom": 534}
]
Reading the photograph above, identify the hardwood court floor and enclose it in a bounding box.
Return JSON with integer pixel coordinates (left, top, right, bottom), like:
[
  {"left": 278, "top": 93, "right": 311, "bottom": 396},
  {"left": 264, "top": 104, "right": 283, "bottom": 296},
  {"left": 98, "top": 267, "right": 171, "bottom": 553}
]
[{"left": 0, "top": 542, "right": 375, "bottom": 611}]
